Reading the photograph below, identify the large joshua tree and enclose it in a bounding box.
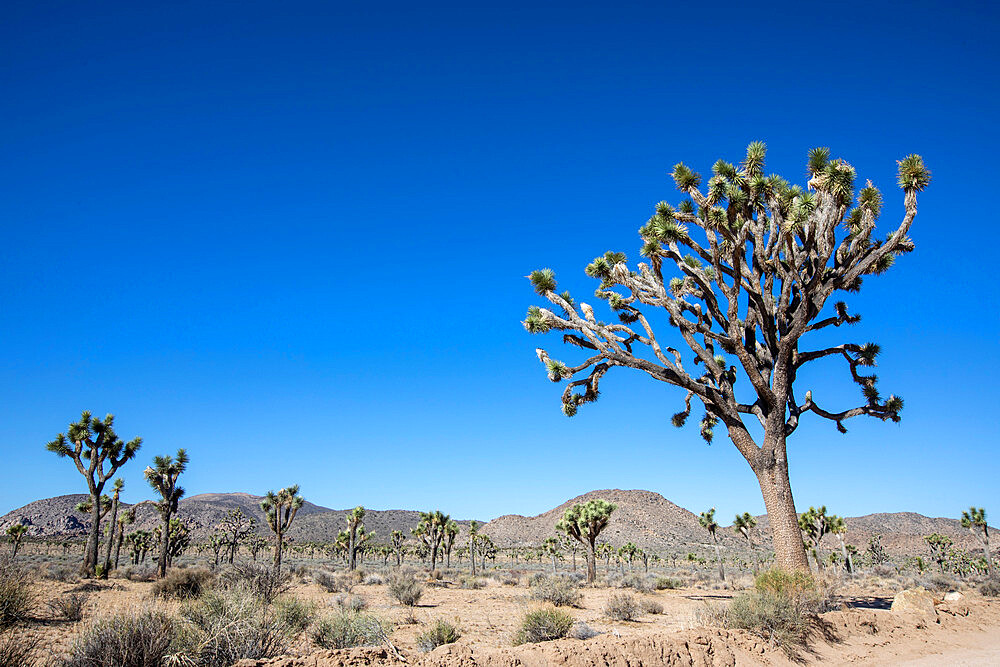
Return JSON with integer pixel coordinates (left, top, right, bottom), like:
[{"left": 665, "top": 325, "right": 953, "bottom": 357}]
[
  {"left": 145, "top": 449, "right": 188, "bottom": 578},
  {"left": 261, "top": 485, "right": 304, "bottom": 575},
  {"left": 101, "top": 478, "right": 124, "bottom": 577},
  {"left": 555, "top": 499, "right": 616, "bottom": 583},
  {"left": 46, "top": 412, "right": 142, "bottom": 576},
  {"left": 415, "top": 510, "right": 450, "bottom": 572},
  {"left": 523, "top": 144, "right": 929, "bottom": 570},
  {"left": 345, "top": 506, "right": 366, "bottom": 571},
  {"left": 960, "top": 507, "right": 994, "bottom": 578}
]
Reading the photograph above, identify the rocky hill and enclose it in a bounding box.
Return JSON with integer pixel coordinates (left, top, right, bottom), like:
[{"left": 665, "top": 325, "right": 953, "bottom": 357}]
[{"left": 1, "top": 490, "right": 994, "bottom": 559}]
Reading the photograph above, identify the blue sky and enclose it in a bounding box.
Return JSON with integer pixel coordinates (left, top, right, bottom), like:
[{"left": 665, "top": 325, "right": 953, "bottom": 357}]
[{"left": 1, "top": 1, "right": 997, "bottom": 525}]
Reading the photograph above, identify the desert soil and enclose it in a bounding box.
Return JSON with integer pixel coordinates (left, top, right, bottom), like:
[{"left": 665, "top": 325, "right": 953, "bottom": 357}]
[{"left": 19, "top": 575, "right": 1000, "bottom": 666}]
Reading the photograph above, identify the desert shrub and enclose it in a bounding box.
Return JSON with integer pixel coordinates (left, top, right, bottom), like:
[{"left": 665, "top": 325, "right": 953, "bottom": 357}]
[
  {"left": 654, "top": 576, "right": 680, "bottom": 590},
  {"left": 216, "top": 563, "right": 289, "bottom": 604},
  {"left": 563, "top": 571, "right": 586, "bottom": 584},
  {"left": 181, "top": 589, "right": 291, "bottom": 665},
  {"left": 979, "top": 578, "right": 1000, "bottom": 597},
  {"left": 702, "top": 569, "right": 825, "bottom": 654},
  {"left": 0, "top": 629, "right": 39, "bottom": 667},
  {"left": 310, "top": 611, "right": 390, "bottom": 649},
  {"left": 314, "top": 570, "right": 353, "bottom": 594},
  {"left": 618, "top": 574, "right": 652, "bottom": 592},
  {"left": 62, "top": 607, "right": 179, "bottom": 667},
  {"left": 332, "top": 594, "right": 367, "bottom": 612},
  {"left": 568, "top": 621, "right": 598, "bottom": 640},
  {"left": 274, "top": 596, "right": 316, "bottom": 634},
  {"left": 922, "top": 573, "right": 956, "bottom": 593},
  {"left": 640, "top": 597, "right": 663, "bottom": 615},
  {"left": 428, "top": 569, "right": 442, "bottom": 580},
  {"left": 152, "top": 568, "right": 213, "bottom": 599},
  {"left": 603, "top": 592, "right": 640, "bottom": 621},
  {"left": 458, "top": 576, "right": 486, "bottom": 590},
  {"left": 387, "top": 572, "right": 423, "bottom": 607},
  {"left": 416, "top": 619, "right": 460, "bottom": 652},
  {"left": 529, "top": 576, "right": 581, "bottom": 607},
  {"left": 0, "top": 560, "right": 35, "bottom": 629},
  {"left": 47, "top": 593, "right": 88, "bottom": 622},
  {"left": 363, "top": 574, "right": 384, "bottom": 586},
  {"left": 513, "top": 606, "right": 574, "bottom": 645},
  {"left": 46, "top": 566, "right": 79, "bottom": 583},
  {"left": 527, "top": 572, "right": 547, "bottom": 587}
]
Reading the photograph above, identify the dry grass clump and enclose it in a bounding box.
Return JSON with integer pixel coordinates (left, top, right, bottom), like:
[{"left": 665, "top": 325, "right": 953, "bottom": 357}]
[
  {"left": 363, "top": 573, "right": 385, "bottom": 585},
  {"left": 654, "top": 576, "right": 681, "bottom": 590},
  {"left": 416, "top": 619, "right": 461, "bottom": 652},
  {"left": 387, "top": 572, "right": 423, "bottom": 607},
  {"left": 216, "top": 563, "right": 289, "bottom": 604},
  {"left": 332, "top": 593, "right": 367, "bottom": 613},
  {"left": 458, "top": 576, "right": 486, "bottom": 589},
  {"left": 639, "top": 597, "right": 663, "bottom": 614},
  {"left": 979, "top": 578, "right": 1000, "bottom": 597},
  {"left": 568, "top": 621, "right": 599, "bottom": 640},
  {"left": 0, "top": 559, "right": 35, "bottom": 630},
  {"left": 61, "top": 606, "right": 180, "bottom": 667},
  {"left": 152, "top": 567, "right": 214, "bottom": 599},
  {"left": 180, "top": 588, "right": 291, "bottom": 665},
  {"left": 529, "top": 575, "right": 581, "bottom": 607},
  {"left": 314, "top": 570, "right": 354, "bottom": 594},
  {"left": 310, "top": 610, "right": 391, "bottom": 649},
  {"left": 513, "top": 606, "right": 574, "bottom": 645},
  {"left": 603, "top": 591, "right": 640, "bottom": 621},
  {"left": 46, "top": 593, "right": 88, "bottom": 621},
  {"left": 0, "top": 630, "right": 39, "bottom": 667},
  {"left": 274, "top": 596, "right": 317, "bottom": 633}
]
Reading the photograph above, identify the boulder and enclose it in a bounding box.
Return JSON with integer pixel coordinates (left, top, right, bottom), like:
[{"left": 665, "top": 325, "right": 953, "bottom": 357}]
[
  {"left": 943, "top": 591, "right": 963, "bottom": 602},
  {"left": 891, "top": 588, "right": 937, "bottom": 618}
]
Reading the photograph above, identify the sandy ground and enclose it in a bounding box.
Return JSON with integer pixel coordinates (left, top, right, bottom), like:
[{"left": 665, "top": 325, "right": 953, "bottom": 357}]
[{"left": 14, "top": 572, "right": 1000, "bottom": 666}]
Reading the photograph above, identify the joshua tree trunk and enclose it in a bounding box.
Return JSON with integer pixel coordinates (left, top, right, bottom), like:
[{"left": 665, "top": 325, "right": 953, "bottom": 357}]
[
  {"left": 11, "top": 539, "right": 22, "bottom": 560},
  {"left": 430, "top": 544, "right": 438, "bottom": 571},
  {"left": 585, "top": 542, "right": 597, "bottom": 584},
  {"left": 836, "top": 533, "right": 853, "bottom": 574},
  {"left": 551, "top": 554, "right": 557, "bottom": 573},
  {"left": 113, "top": 525, "right": 124, "bottom": 569},
  {"left": 469, "top": 541, "right": 476, "bottom": 576},
  {"left": 84, "top": 488, "right": 101, "bottom": 576},
  {"left": 157, "top": 508, "right": 171, "bottom": 578},
  {"left": 751, "top": 429, "right": 809, "bottom": 571},
  {"left": 102, "top": 494, "right": 120, "bottom": 577},
  {"left": 274, "top": 524, "right": 283, "bottom": 575},
  {"left": 983, "top": 527, "right": 994, "bottom": 578}
]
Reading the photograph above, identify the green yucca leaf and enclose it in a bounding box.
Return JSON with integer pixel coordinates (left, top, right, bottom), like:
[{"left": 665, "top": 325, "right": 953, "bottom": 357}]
[
  {"left": 682, "top": 254, "right": 701, "bottom": 269},
  {"left": 742, "top": 141, "right": 767, "bottom": 178},
  {"left": 558, "top": 291, "right": 574, "bottom": 307},
  {"left": 523, "top": 306, "right": 550, "bottom": 334},
  {"left": 672, "top": 163, "right": 701, "bottom": 190},
  {"left": 893, "top": 235, "right": 915, "bottom": 254},
  {"left": 585, "top": 257, "right": 611, "bottom": 279},
  {"left": 857, "top": 182, "right": 883, "bottom": 218},
  {"left": 884, "top": 395, "right": 904, "bottom": 413},
  {"left": 605, "top": 251, "right": 626, "bottom": 265},
  {"left": 713, "top": 354, "right": 726, "bottom": 368},
  {"left": 545, "top": 359, "right": 568, "bottom": 380},
  {"left": 857, "top": 343, "right": 880, "bottom": 366},
  {"left": 561, "top": 400, "right": 578, "bottom": 417},
  {"left": 607, "top": 292, "right": 627, "bottom": 310},
  {"left": 808, "top": 147, "right": 831, "bottom": 174},
  {"left": 671, "top": 412, "right": 688, "bottom": 427},
  {"left": 712, "top": 160, "right": 737, "bottom": 181},
  {"left": 896, "top": 154, "right": 931, "bottom": 191},
  {"left": 704, "top": 267, "right": 717, "bottom": 281},
  {"left": 867, "top": 253, "right": 895, "bottom": 275},
  {"left": 640, "top": 239, "right": 661, "bottom": 258},
  {"left": 862, "top": 384, "right": 881, "bottom": 404},
  {"left": 706, "top": 175, "right": 726, "bottom": 205},
  {"left": 529, "top": 268, "right": 557, "bottom": 294},
  {"left": 707, "top": 207, "right": 726, "bottom": 227},
  {"left": 824, "top": 160, "right": 856, "bottom": 205},
  {"left": 678, "top": 200, "right": 695, "bottom": 214},
  {"left": 655, "top": 201, "right": 675, "bottom": 218},
  {"left": 668, "top": 277, "right": 685, "bottom": 294}
]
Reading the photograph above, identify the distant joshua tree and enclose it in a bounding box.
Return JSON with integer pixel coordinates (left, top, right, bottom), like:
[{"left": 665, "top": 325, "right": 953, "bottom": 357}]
[
  {"left": 113, "top": 508, "right": 135, "bottom": 569},
  {"left": 216, "top": 508, "right": 254, "bottom": 564},
  {"left": 925, "top": 533, "right": 953, "bottom": 573},
  {"left": 6, "top": 525, "right": 27, "bottom": 560},
  {"left": 522, "top": 145, "right": 930, "bottom": 570},
  {"left": 260, "top": 485, "right": 304, "bottom": 575},
  {"left": 144, "top": 449, "right": 188, "bottom": 578},
  {"left": 555, "top": 499, "right": 616, "bottom": 583},
  {"left": 390, "top": 530, "right": 406, "bottom": 568},
  {"left": 961, "top": 507, "right": 994, "bottom": 578},
  {"left": 443, "top": 519, "right": 459, "bottom": 568},
  {"left": 828, "top": 515, "right": 853, "bottom": 573},
  {"left": 542, "top": 536, "right": 561, "bottom": 573},
  {"left": 414, "top": 510, "right": 450, "bottom": 572},
  {"left": 733, "top": 512, "right": 757, "bottom": 573},
  {"left": 467, "top": 521, "right": 479, "bottom": 575},
  {"left": 699, "top": 508, "right": 725, "bottom": 582},
  {"left": 345, "top": 506, "right": 366, "bottom": 571},
  {"left": 46, "top": 411, "right": 142, "bottom": 577}
]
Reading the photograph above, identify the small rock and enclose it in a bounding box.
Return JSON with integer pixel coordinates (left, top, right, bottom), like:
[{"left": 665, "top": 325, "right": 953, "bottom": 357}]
[
  {"left": 943, "top": 591, "right": 963, "bottom": 601},
  {"left": 891, "top": 588, "right": 937, "bottom": 618}
]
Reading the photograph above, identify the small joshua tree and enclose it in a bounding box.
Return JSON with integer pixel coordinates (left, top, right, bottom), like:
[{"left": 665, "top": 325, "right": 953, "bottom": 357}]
[
  {"left": 100, "top": 478, "right": 124, "bottom": 577},
  {"left": 6, "top": 524, "right": 27, "bottom": 560},
  {"left": 542, "top": 536, "right": 561, "bottom": 573},
  {"left": 113, "top": 508, "right": 135, "bottom": 569},
  {"left": 443, "top": 519, "right": 459, "bottom": 568},
  {"left": 144, "top": 449, "right": 188, "bottom": 578},
  {"left": 555, "top": 499, "right": 616, "bottom": 583},
  {"left": 153, "top": 518, "right": 190, "bottom": 566},
  {"left": 522, "top": 145, "right": 929, "bottom": 570},
  {"left": 699, "top": 508, "right": 725, "bottom": 581},
  {"left": 467, "top": 522, "right": 479, "bottom": 575},
  {"left": 925, "top": 533, "right": 953, "bottom": 573},
  {"left": 261, "top": 484, "right": 304, "bottom": 575},
  {"left": 961, "top": 507, "right": 994, "bottom": 578},
  {"left": 415, "top": 510, "right": 450, "bottom": 572},
  {"left": 733, "top": 512, "right": 758, "bottom": 573},
  {"left": 390, "top": 530, "right": 406, "bottom": 568},
  {"left": 828, "top": 515, "right": 853, "bottom": 574},
  {"left": 216, "top": 508, "right": 254, "bottom": 564},
  {"left": 798, "top": 506, "right": 833, "bottom": 571},
  {"left": 345, "top": 506, "right": 366, "bottom": 571},
  {"left": 46, "top": 412, "right": 142, "bottom": 576}
]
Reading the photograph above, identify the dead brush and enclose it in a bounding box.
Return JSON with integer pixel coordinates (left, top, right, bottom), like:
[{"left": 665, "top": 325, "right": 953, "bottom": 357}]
[{"left": 46, "top": 593, "right": 88, "bottom": 622}]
